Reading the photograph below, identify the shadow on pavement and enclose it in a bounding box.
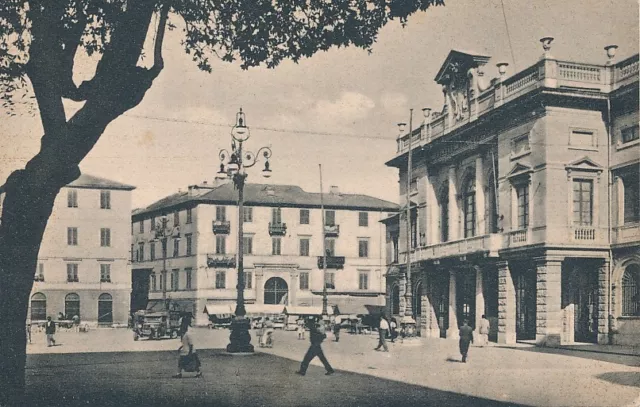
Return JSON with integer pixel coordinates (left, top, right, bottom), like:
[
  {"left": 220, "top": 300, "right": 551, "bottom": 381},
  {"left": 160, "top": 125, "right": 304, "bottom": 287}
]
[
  {"left": 25, "top": 348, "right": 529, "bottom": 407},
  {"left": 511, "top": 345, "right": 640, "bottom": 368},
  {"left": 596, "top": 372, "right": 640, "bottom": 388}
]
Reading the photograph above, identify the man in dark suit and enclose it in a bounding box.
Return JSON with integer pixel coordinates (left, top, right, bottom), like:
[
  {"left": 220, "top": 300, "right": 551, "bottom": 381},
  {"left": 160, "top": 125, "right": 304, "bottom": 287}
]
[
  {"left": 296, "top": 318, "right": 334, "bottom": 376},
  {"left": 45, "top": 316, "right": 56, "bottom": 347},
  {"left": 459, "top": 319, "right": 474, "bottom": 363}
]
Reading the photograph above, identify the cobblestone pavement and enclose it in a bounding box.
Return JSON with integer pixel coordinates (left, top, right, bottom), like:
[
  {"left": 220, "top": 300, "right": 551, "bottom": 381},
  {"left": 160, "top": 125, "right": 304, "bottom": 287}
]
[{"left": 26, "top": 327, "right": 640, "bottom": 407}]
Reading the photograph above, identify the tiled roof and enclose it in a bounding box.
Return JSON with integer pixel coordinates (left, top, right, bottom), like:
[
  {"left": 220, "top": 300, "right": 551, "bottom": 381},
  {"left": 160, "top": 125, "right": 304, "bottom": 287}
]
[
  {"left": 67, "top": 174, "right": 136, "bottom": 190},
  {"left": 133, "top": 182, "right": 399, "bottom": 218}
]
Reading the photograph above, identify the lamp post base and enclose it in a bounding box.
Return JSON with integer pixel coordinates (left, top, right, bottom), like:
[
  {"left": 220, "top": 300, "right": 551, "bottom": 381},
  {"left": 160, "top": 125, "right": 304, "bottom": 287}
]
[{"left": 226, "top": 317, "right": 254, "bottom": 353}]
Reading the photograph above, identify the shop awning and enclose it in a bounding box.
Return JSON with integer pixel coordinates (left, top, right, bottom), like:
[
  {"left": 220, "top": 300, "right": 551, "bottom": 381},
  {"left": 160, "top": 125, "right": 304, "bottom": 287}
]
[
  {"left": 364, "top": 305, "right": 386, "bottom": 316},
  {"left": 333, "top": 304, "right": 368, "bottom": 316},
  {"left": 284, "top": 306, "right": 330, "bottom": 316},
  {"left": 203, "top": 304, "right": 234, "bottom": 316},
  {"left": 244, "top": 304, "right": 285, "bottom": 315}
]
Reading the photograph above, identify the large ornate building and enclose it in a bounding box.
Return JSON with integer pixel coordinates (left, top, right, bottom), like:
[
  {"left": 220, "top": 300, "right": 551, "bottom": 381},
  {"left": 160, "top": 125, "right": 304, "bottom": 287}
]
[
  {"left": 384, "top": 40, "right": 639, "bottom": 346},
  {"left": 131, "top": 180, "right": 398, "bottom": 326},
  {"left": 27, "top": 174, "right": 135, "bottom": 326}
]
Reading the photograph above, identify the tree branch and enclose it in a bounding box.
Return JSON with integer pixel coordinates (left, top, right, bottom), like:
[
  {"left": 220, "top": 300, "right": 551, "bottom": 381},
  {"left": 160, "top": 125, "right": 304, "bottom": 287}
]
[{"left": 151, "top": 3, "right": 170, "bottom": 75}]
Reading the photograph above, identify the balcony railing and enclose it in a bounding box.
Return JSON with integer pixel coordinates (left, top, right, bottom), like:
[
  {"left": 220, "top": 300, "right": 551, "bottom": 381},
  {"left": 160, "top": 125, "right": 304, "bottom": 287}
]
[
  {"left": 508, "top": 229, "right": 529, "bottom": 246},
  {"left": 212, "top": 220, "right": 231, "bottom": 235},
  {"left": 207, "top": 255, "right": 236, "bottom": 268},
  {"left": 395, "top": 54, "right": 639, "bottom": 155},
  {"left": 323, "top": 224, "right": 340, "bottom": 237},
  {"left": 572, "top": 226, "right": 596, "bottom": 241},
  {"left": 317, "top": 256, "right": 345, "bottom": 269},
  {"left": 613, "top": 222, "right": 640, "bottom": 246},
  {"left": 404, "top": 234, "right": 501, "bottom": 263},
  {"left": 268, "top": 222, "right": 287, "bottom": 236}
]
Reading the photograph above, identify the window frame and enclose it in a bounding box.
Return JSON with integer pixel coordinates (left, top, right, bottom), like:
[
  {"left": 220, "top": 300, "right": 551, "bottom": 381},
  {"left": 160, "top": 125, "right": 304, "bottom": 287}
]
[
  {"left": 324, "top": 272, "right": 335, "bottom": 290},
  {"left": 185, "top": 234, "right": 193, "bottom": 256},
  {"left": 67, "top": 189, "right": 78, "bottom": 208},
  {"left": 359, "top": 212, "right": 369, "bottom": 227},
  {"left": 100, "top": 264, "right": 111, "bottom": 283},
  {"left": 215, "top": 270, "right": 226, "bottom": 289},
  {"left": 358, "top": 239, "right": 369, "bottom": 258},
  {"left": 271, "top": 207, "right": 282, "bottom": 224},
  {"left": 100, "top": 228, "right": 111, "bottom": 247},
  {"left": 358, "top": 271, "right": 369, "bottom": 290},
  {"left": 243, "top": 235, "right": 253, "bottom": 255},
  {"left": 186, "top": 208, "right": 193, "bottom": 224},
  {"left": 100, "top": 190, "right": 111, "bottom": 209},
  {"left": 572, "top": 179, "right": 594, "bottom": 226},
  {"left": 66, "top": 263, "right": 79, "bottom": 282},
  {"left": 173, "top": 238, "right": 180, "bottom": 258},
  {"left": 185, "top": 268, "right": 193, "bottom": 290},
  {"left": 243, "top": 207, "right": 253, "bottom": 223},
  {"left": 325, "top": 210, "right": 336, "bottom": 226},
  {"left": 244, "top": 271, "right": 252, "bottom": 289},
  {"left": 621, "top": 264, "right": 640, "bottom": 316},
  {"left": 299, "top": 238, "right": 310, "bottom": 257},
  {"left": 299, "top": 209, "right": 310, "bottom": 225},
  {"left": 299, "top": 272, "right": 310, "bottom": 290},
  {"left": 325, "top": 238, "right": 336, "bottom": 256},
  {"left": 271, "top": 237, "right": 282, "bottom": 255},
  {"left": 215, "top": 235, "right": 226, "bottom": 255},
  {"left": 463, "top": 178, "right": 476, "bottom": 238},
  {"left": 216, "top": 206, "right": 226, "bottom": 221},
  {"left": 67, "top": 227, "right": 78, "bottom": 246}
]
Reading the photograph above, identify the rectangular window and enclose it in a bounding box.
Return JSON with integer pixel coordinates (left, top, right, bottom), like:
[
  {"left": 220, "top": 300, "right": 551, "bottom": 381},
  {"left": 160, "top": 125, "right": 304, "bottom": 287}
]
[
  {"left": 139, "top": 220, "right": 144, "bottom": 233},
  {"left": 358, "top": 239, "right": 369, "bottom": 258},
  {"left": 173, "top": 238, "right": 179, "bottom": 257},
  {"left": 569, "top": 129, "right": 596, "bottom": 148},
  {"left": 324, "top": 272, "right": 335, "bottom": 290},
  {"left": 299, "top": 209, "right": 310, "bottom": 225},
  {"left": 621, "top": 125, "right": 639, "bottom": 144},
  {"left": 359, "top": 212, "right": 369, "bottom": 227},
  {"left": 186, "top": 209, "right": 193, "bottom": 224},
  {"left": 516, "top": 184, "right": 529, "bottom": 229},
  {"left": 131, "top": 244, "right": 135, "bottom": 262},
  {"left": 100, "top": 190, "right": 111, "bottom": 209},
  {"left": 215, "top": 271, "right": 226, "bottom": 289},
  {"left": 67, "top": 190, "right": 78, "bottom": 208},
  {"left": 359, "top": 272, "right": 369, "bottom": 290},
  {"left": 36, "top": 263, "right": 45, "bottom": 281},
  {"left": 272, "top": 238, "right": 282, "bottom": 255},
  {"left": 151, "top": 216, "right": 156, "bottom": 231},
  {"left": 299, "top": 238, "right": 310, "bottom": 256},
  {"left": 185, "top": 268, "right": 193, "bottom": 290},
  {"left": 325, "top": 210, "right": 336, "bottom": 226},
  {"left": 186, "top": 234, "right": 193, "bottom": 256},
  {"left": 511, "top": 134, "right": 530, "bottom": 157},
  {"left": 171, "top": 269, "right": 179, "bottom": 291},
  {"left": 244, "top": 271, "right": 252, "bottom": 289},
  {"left": 243, "top": 236, "right": 253, "bottom": 255},
  {"left": 325, "top": 239, "right": 335, "bottom": 256},
  {"left": 243, "top": 207, "right": 253, "bottom": 223},
  {"left": 159, "top": 272, "right": 164, "bottom": 291},
  {"left": 215, "top": 235, "right": 226, "bottom": 254},
  {"left": 173, "top": 211, "right": 180, "bottom": 226},
  {"left": 67, "top": 227, "right": 78, "bottom": 246},
  {"left": 151, "top": 273, "right": 157, "bottom": 291},
  {"left": 216, "top": 206, "right": 226, "bottom": 221},
  {"left": 623, "top": 171, "right": 640, "bottom": 224},
  {"left": 573, "top": 179, "right": 593, "bottom": 226},
  {"left": 271, "top": 208, "right": 282, "bottom": 224},
  {"left": 66, "top": 263, "right": 78, "bottom": 282},
  {"left": 100, "top": 228, "right": 111, "bottom": 247},
  {"left": 300, "top": 272, "right": 309, "bottom": 290},
  {"left": 150, "top": 241, "right": 156, "bottom": 261},
  {"left": 138, "top": 242, "right": 145, "bottom": 261},
  {"left": 100, "top": 264, "right": 111, "bottom": 283}
]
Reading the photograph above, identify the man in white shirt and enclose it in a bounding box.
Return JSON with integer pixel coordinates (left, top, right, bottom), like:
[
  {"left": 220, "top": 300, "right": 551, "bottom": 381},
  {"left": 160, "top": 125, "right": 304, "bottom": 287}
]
[{"left": 374, "top": 316, "right": 389, "bottom": 352}]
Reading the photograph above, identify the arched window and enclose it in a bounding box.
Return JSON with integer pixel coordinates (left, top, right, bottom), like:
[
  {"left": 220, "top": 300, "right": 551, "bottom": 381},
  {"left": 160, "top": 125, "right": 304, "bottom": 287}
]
[
  {"left": 264, "top": 277, "right": 288, "bottom": 305},
  {"left": 65, "top": 293, "right": 80, "bottom": 320},
  {"left": 439, "top": 186, "right": 449, "bottom": 243},
  {"left": 622, "top": 264, "right": 640, "bottom": 316},
  {"left": 463, "top": 178, "right": 476, "bottom": 238},
  {"left": 413, "top": 281, "right": 423, "bottom": 317},
  {"left": 391, "top": 285, "right": 400, "bottom": 315},
  {"left": 98, "top": 293, "right": 113, "bottom": 325},
  {"left": 30, "top": 293, "right": 47, "bottom": 321}
]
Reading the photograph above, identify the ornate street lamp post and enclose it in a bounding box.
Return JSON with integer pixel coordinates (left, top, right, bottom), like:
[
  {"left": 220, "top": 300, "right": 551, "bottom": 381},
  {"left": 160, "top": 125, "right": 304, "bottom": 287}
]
[
  {"left": 154, "top": 216, "right": 180, "bottom": 306},
  {"left": 218, "top": 108, "right": 273, "bottom": 353}
]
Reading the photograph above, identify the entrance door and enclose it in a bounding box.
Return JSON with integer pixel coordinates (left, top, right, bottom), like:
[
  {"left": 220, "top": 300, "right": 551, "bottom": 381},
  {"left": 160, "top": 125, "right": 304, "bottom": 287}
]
[
  {"left": 574, "top": 270, "right": 598, "bottom": 343},
  {"left": 515, "top": 271, "right": 536, "bottom": 340},
  {"left": 264, "top": 277, "right": 288, "bottom": 305},
  {"left": 431, "top": 272, "right": 449, "bottom": 338},
  {"left": 456, "top": 269, "right": 476, "bottom": 329},
  {"left": 98, "top": 293, "right": 113, "bottom": 325}
]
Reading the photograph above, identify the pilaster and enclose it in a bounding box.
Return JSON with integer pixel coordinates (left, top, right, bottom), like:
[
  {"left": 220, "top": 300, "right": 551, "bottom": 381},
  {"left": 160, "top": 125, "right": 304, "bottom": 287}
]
[
  {"left": 446, "top": 270, "right": 459, "bottom": 339},
  {"left": 597, "top": 259, "right": 610, "bottom": 344},
  {"left": 289, "top": 271, "right": 299, "bottom": 306},
  {"left": 475, "top": 266, "right": 485, "bottom": 335},
  {"left": 497, "top": 261, "right": 516, "bottom": 344},
  {"left": 475, "top": 156, "right": 486, "bottom": 234},
  {"left": 254, "top": 269, "right": 264, "bottom": 305},
  {"left": 535, "top": 256, "right": 563, "bottom": 347},
  {"left": 447, "top": 167, "right": 459, "bottom": 241}
]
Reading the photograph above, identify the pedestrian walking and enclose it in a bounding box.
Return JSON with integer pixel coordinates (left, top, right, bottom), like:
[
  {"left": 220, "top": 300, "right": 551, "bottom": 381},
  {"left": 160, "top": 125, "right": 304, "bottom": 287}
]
[
  {"left": 45, "top": 316, "right": 56, "bottom": 347},
  {"left": 374, "top": 315, "right": 389, "bottom": 352},
  {"left": 296, "top": 318, "right": 334, "bottom": 376},
  {"left": 459, "top": 319, "right": 474, "bottom": 363},
  {"left": 72, "top": 315, "right": 80, "bottom": 332},
  {"left": 479, "top": 315, "right": 490, "bottom": 347},
  {"left": 297, "top": 318, "right": 306, "bottom": 340},
  {"left": 389, "top": 318, "right": 398, "bottom": 343},
  {"left": 333, "top": 316, "right": 341, "bottom": 342},
  {"left": 173, "top": 319, "right": 202, "bottom": 378}
]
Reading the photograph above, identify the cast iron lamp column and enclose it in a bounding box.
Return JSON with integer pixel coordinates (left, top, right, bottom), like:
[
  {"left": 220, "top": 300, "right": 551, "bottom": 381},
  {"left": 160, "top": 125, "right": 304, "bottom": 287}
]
[
  {"left": 218, "top": 108, "right": 273, "bottom": 353},
  {"left": 154, "top": 216, "right": 179, "bottom": 306}
]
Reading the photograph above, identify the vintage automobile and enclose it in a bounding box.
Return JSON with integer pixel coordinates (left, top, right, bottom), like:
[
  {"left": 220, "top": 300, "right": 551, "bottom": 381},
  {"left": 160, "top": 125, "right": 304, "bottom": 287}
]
[{"left": 132, "top": 299, "right": 191, "bottom": 341}]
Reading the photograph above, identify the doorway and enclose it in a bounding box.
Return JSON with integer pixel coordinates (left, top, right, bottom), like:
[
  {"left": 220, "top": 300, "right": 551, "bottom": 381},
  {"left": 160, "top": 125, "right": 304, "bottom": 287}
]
[
  {"left": 264, "top": 277, "right": 288, "bottom": 305},
  {"left": 515, "top": 269, "right": 536, "bottom": 340}
]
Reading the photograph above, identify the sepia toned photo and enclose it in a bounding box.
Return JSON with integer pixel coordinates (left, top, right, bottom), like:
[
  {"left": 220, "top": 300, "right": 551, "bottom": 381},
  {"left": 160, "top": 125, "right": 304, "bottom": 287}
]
[{"left": 0, "top": 0, "right": 638, "bottom": 406}]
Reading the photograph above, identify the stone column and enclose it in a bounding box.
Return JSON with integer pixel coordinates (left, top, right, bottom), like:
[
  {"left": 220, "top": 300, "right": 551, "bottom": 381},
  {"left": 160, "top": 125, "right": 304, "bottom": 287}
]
[
  {"left": 475, "top": 156, "right": 486, "bottom": 234},
  {"left": 597, "top": 259, "right": 610, "bottom": 344},
  {"left": 425, "top": 270, "right": 441, "bottom": 338},
  {"left": 614, "top": 177, "right": 624, "bottom": 227},
  {"left": 254, "top": 269, "right": 264, "bottom": 304},
  {"left": 534, "top": 256, "right": 563, "bottom": 347},
  {"left": 497, "top": 260, "right": 516, "bottom": 344},
  {"left": 424, "top": 172, "right": 437, "bottom": 246},
  {"left": 446, "top": 269, "right": 459, "bottom": 339},
  {"left": 447, "top": 167, "right": 459, "bottom": 241},
  {"left": 475, "top": 266, "right": 485, "bottom": 336},
  {"left": 289, "top": 271, "right": 299, "bottom": 306}
]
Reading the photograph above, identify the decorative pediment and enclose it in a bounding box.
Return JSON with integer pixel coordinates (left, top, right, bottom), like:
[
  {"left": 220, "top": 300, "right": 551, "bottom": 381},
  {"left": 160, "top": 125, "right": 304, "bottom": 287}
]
[
  {"left": 506, "top": 163, "right": 533, "bottom": 180},
  {"left": 565, "top": 156, "right": 603, "bottom": 173},
  {"left": 434, "top": 50, "right": 492, "bottom": 85}
]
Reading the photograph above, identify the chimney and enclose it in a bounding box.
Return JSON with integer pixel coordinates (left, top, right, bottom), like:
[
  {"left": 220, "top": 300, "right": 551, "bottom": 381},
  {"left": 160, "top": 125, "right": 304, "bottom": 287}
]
[
  {"left": 329, "top": 185, "right": 340, "bottom": 195},
  {"left": 213, "top": 176, "right": 232, "bottom": 187}
]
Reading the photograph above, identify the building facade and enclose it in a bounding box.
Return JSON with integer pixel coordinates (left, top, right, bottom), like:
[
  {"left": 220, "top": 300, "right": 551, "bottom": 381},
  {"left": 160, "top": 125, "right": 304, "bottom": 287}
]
[
  {"left": 27, "top": 174, "right": 135, "bottom": 327},
  {"left": 384, "top": 41, "right": 639, "bottom": 346},
  {"left": 131, "top": 181, "right": 398, "bottom": 326}
]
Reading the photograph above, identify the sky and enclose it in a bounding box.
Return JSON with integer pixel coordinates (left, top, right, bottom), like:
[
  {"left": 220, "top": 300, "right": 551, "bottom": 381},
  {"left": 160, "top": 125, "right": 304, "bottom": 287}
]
[{"left": 0, "top": 0, "right": 637, "bottom": 209}]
